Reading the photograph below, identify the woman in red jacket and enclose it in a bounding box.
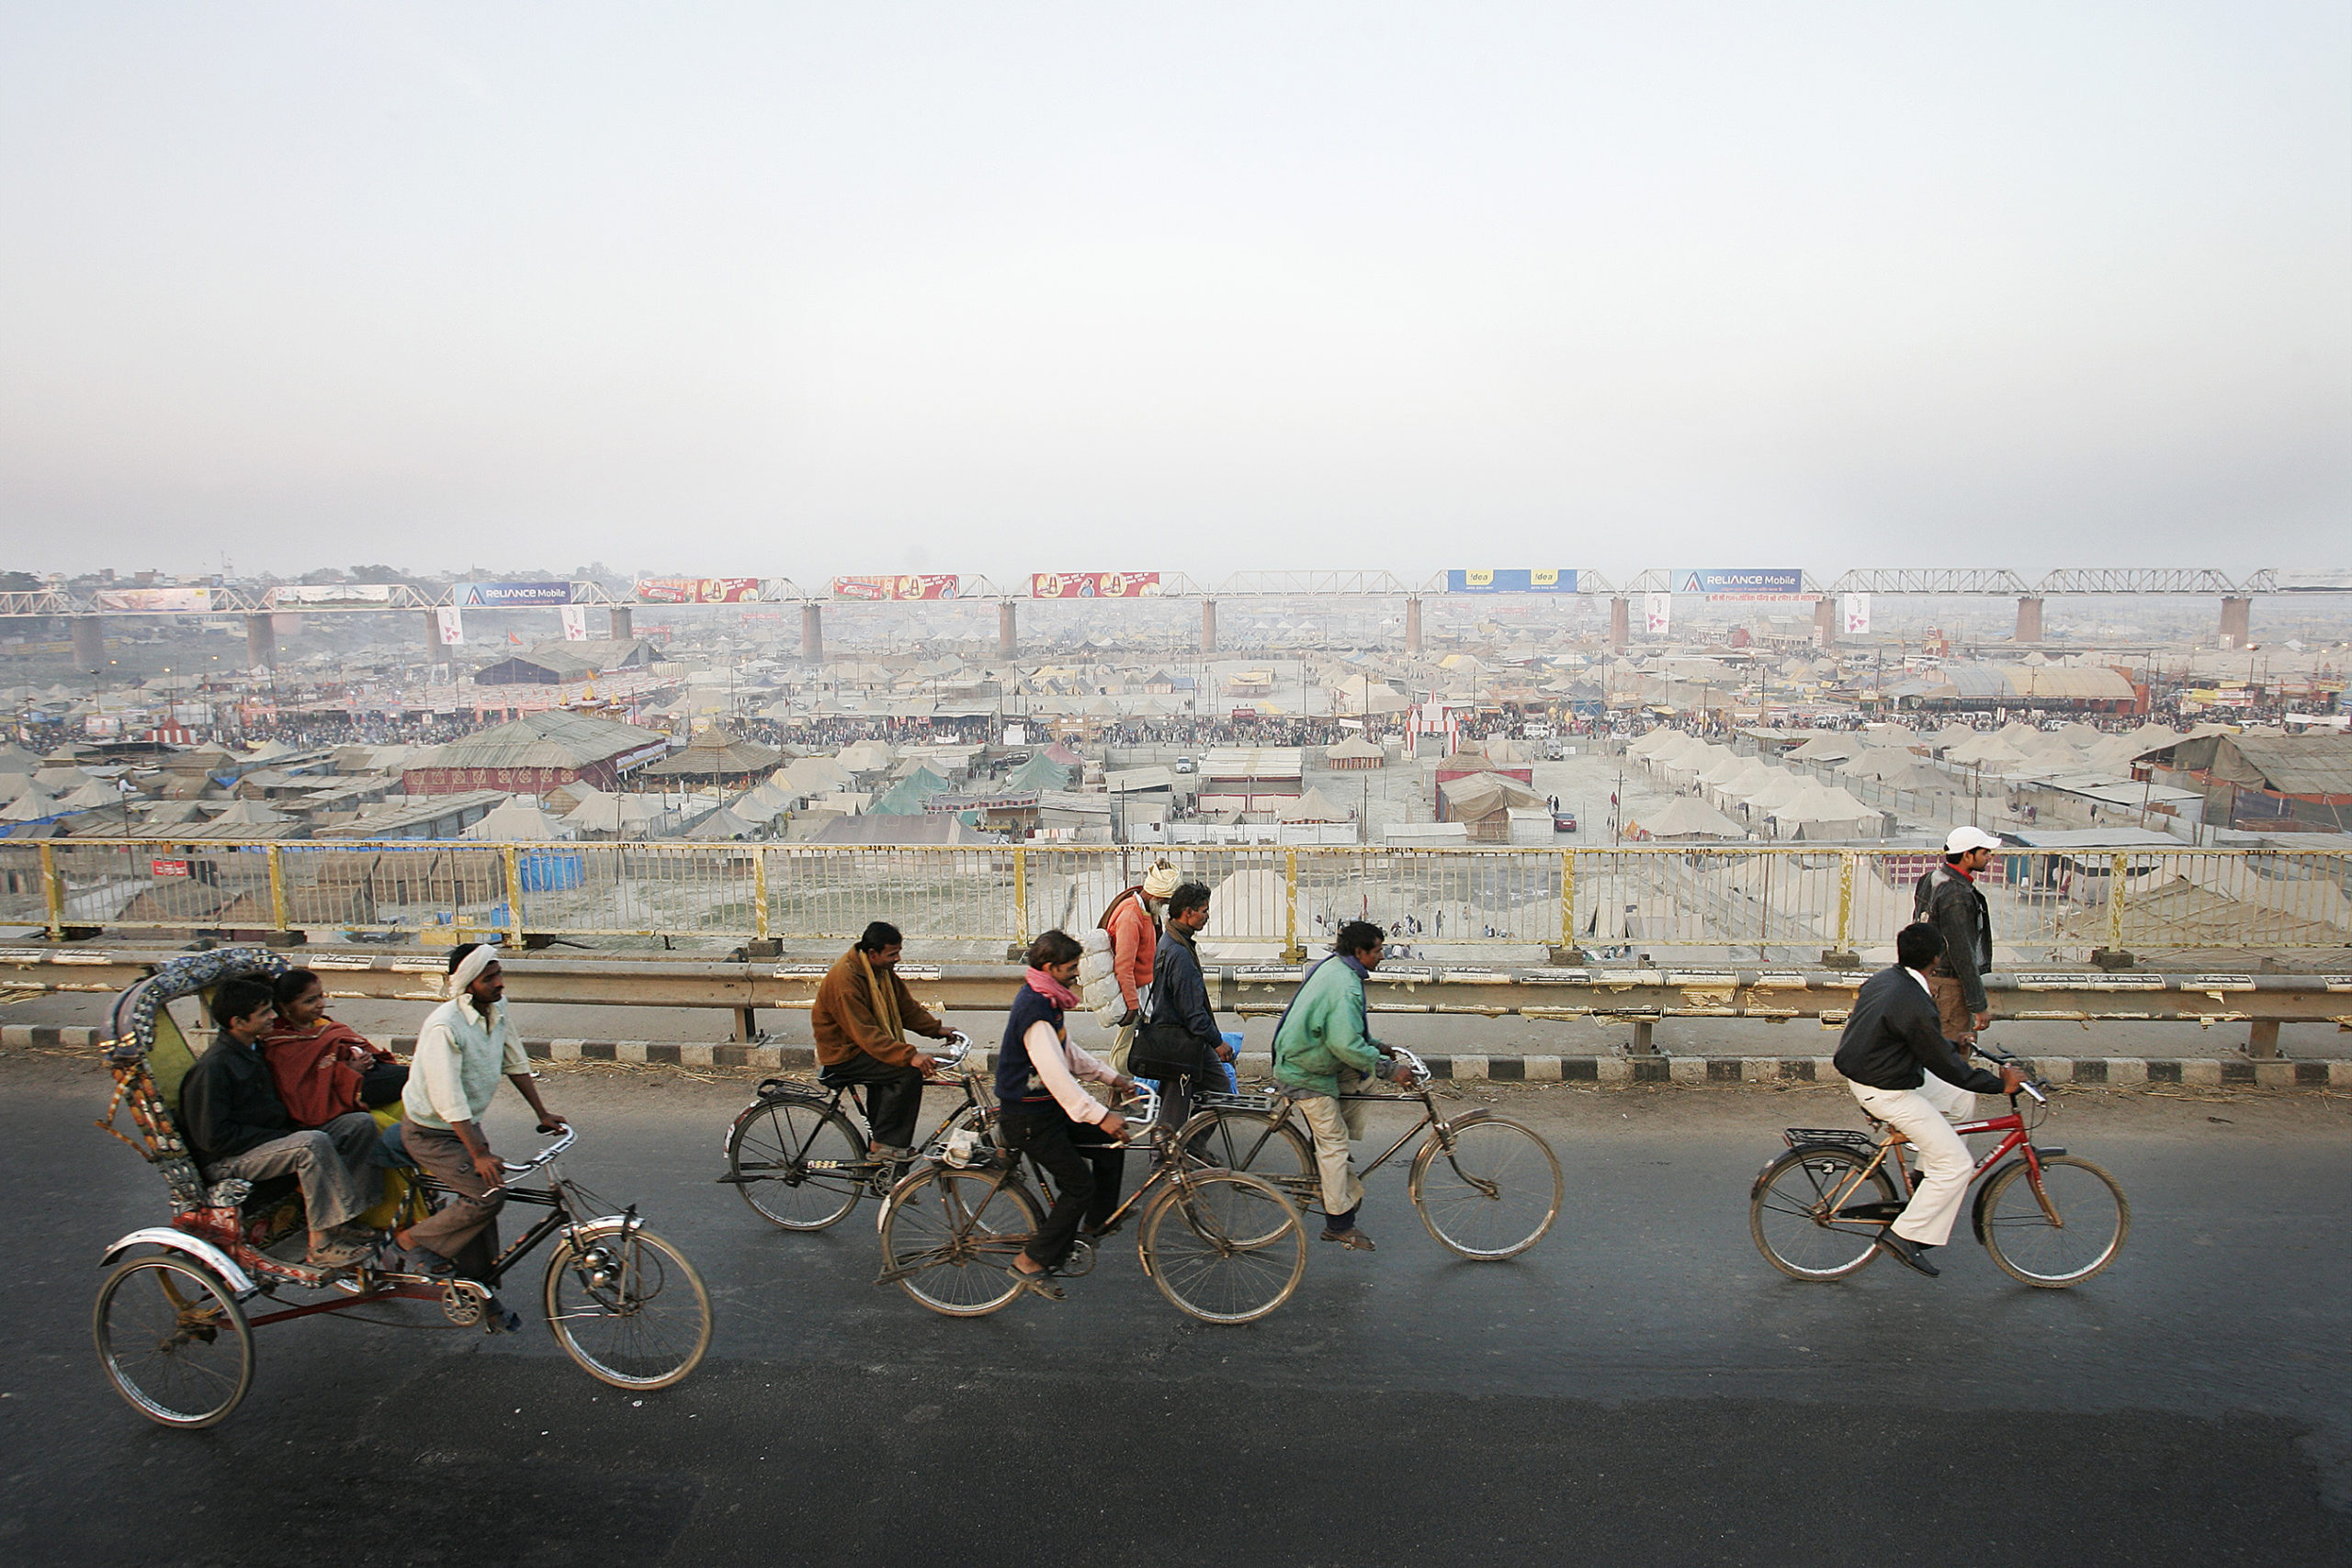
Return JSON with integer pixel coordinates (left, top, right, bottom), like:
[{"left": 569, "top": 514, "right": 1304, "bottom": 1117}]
[{"left": 262, "top": 969, "right": 406, "bottom": 1127}]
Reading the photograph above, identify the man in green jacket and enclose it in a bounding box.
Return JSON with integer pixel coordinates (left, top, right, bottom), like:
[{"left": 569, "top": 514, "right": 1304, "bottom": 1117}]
[{"left": 1272, "top": 919, "right": 1415, "bottom": 1252}]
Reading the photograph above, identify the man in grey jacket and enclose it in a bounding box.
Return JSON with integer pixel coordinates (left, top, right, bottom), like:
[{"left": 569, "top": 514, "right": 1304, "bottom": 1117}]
[{"left": 1913, "top": 826, "right": 1999, "bottom": 1044}]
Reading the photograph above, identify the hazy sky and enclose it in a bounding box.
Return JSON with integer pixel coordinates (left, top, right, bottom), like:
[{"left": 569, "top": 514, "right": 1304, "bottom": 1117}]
[{"left": 2, "top": 2, "right": 2346, "bottom": 582}]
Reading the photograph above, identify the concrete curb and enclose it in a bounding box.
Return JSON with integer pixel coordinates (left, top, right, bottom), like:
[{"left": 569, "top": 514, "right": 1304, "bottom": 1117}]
[{"left": 17, "top": 1025, "right": 2340, "bottom": 1089}]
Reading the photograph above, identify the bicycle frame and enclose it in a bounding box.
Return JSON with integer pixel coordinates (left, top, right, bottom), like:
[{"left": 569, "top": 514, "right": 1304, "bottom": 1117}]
[{"left": 1809, "top": 1109, "right": 2044, "bottom": 1219}]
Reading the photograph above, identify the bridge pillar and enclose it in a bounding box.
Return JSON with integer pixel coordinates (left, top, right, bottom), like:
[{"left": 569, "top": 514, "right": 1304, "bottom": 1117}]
[
  {"left": 1200, "top": 599, "right": 1217, "bottom": 654},
  {"left": 998, "top": 601, "right": 1018, "bottom": 660},
  {"left": 801, "top": 603, "right": 824, "bottom": 662},
  {"left": 423, "top": 611, "right": 444, "bottom": 666},
  {"left": 71, "top": 615, "right": 105, "bottom": 671},
  {"left": 607, "top": 606, "right": 632, "bottom": 641},
  {"left": 1404, "top": 595, "right": 1423, "bottom": 654},
  {"left": 2014, "top": 596, "right": 2043, "bottom": 644},
  {"left": 1812, "top": 596, "right": 1838, "bottom": 646},
  {"left": 2219, "top": 595, "right": 2252, "bottom": 648},
  {"left": 243, "top": 613, "right": 277, "bottom": 671},
  {"left": 1608, "top": 597, "right": 1631, "bottom": 650}
]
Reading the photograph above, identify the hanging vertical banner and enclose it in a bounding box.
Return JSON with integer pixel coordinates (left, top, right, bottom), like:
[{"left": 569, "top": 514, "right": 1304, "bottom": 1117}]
[
  {"left": 1642, "top": 592, "right": 1672, "bottom": 637},
  {"left": 560, "top": 605, "right": 591, "bottom": 641},
  {"left": 435, "top": 607, "right": 465, "bottom": 646},
  {"left": 1840, "top": 593, "right": 1871, "bottom": 637}
]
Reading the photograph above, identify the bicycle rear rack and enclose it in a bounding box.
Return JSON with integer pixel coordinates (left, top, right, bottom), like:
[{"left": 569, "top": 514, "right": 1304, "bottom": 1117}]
[
  {"left": 1196, "top": 1090, "right": 1280, "bottom": 1114},
  {"left": 1781, "top": 1127, "right": 1878, "bottom": 1155}
]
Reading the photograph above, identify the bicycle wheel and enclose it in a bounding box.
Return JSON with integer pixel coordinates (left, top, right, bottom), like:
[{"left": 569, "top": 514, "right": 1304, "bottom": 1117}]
[
  {"left": 1408, "top": 1116, "right": 1563, "bottom": 1260},
  {"left": 725, "top": 1098, "right": 869, "bottom": 1231},
  {"left": 1979, "top": 1156, "right": 2130, "bottom": 1288},
  {"left": 1138, "top": 1171, "right": 1306, "bottom": 1325},
  {"left": 543, "top": 1225, "right": 712, "bottom": 1390},
  {"left": 94, "top": 1256, "right": 254, "bottom": 1428},
  {"left": 1749, "top": 1145, "right": 1896, "bottom": 1281},
  {"left": 878, "top": 1167, "right": 1045, "bottom": 1317}
]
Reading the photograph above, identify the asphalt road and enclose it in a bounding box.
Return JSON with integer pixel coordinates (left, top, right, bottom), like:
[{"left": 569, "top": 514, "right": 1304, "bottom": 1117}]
[{"left": 2, "top": 1055, "right": 2346, "bottom": 1568}]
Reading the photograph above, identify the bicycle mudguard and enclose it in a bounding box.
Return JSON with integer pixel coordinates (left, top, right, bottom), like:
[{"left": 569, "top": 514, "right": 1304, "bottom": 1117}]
[
  {"left": 1967, "top": 1164, "right": 2019, "bottom": 1247},
  {"left": 99, "top": 1227, "right": 260, "bottom": 1298}
]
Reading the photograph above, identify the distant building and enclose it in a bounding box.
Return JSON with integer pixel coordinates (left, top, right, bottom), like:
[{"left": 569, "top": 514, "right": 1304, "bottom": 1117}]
[
  {"left": 401, "top": 712, "right": 671, "bottom": 796},
  {"left": 470, "top": 638, "right": 662, "bottom": 686}
]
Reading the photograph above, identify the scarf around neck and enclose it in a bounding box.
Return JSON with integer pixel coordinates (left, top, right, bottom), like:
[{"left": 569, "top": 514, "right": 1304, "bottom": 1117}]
[
  {"left": 857, "top": 949, "right": 905, "bottom": 1040},
  {"left": 1024, "top": 967, "right": 1080, "bottom": 1010}
]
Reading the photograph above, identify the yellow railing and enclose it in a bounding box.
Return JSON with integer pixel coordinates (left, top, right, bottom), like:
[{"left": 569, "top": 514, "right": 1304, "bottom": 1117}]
[{"left": 4, "top": 838, "right": 2346, "bottom": 960}]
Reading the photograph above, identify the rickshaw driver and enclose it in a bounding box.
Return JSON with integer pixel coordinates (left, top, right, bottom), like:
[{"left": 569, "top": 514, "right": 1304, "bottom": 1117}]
[{"left": 389, "top": 944, "right": 567, "bottom": 1303}]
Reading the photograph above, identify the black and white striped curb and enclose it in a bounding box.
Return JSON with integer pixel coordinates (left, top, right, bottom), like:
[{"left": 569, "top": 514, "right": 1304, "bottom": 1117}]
[{"left": 11, "top": 1024, "right": 2344, "bottom": 1089}]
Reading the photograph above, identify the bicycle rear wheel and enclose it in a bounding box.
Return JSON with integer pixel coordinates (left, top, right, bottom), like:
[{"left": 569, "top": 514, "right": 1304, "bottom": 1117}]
[
  {"left": 1139, "top": 1172, "right": 1306, "bottom": 1325},
  {"left": 94, "top": 1256, "right": 254, "bottom": 1428},
  {"left": 1179, "top": 1110, "right": 1314, "bottom": 1182},
  {"left": 1749, "top": 1145, "right": 1895, "bottom": 1280},
  {"left": 725, "top": 1098, "right": 868, "bottom": 1231},
  {"left": 1979, "top": 1156, "right": 2129, "bottom": 1287},
  {"left": 544, "top": 1225, "right": 712, "bottom": 1390},
  {"left": 878, "top": 1167, "right": 1044, "bottom": 1317},
  {"left": 1408, "top": 1116, "right": 1563, "bottom": 1259}
]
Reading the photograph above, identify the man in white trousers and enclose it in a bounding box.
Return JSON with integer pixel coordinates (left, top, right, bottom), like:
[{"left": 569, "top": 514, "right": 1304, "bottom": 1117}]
[{"left": 1831, "top": 922, "right": 2023, "bottom": 1277}]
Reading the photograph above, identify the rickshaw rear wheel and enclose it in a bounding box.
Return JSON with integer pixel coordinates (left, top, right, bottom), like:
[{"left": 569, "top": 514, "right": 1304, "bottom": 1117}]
[{"left": 95, "top": 1255, "right": 255, "bottom": 1428}]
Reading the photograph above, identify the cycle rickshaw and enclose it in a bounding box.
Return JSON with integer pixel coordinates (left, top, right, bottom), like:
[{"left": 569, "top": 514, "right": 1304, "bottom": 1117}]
[{"left": 91, "top": 947, "right": 712, "bottom": 1428}]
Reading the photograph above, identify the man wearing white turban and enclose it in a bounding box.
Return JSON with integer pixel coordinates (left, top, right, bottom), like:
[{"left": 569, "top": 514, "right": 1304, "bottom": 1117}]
[{"left": 391, "top": 943, "right": 567, "bottom": 1298}]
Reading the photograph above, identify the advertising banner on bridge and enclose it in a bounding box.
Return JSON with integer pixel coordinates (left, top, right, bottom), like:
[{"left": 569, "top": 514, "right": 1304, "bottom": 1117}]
[
  {"left": 1643, "top": 592, "right": 1672, "bottom": 637},
  {"left": 435, "top": 606, "right": 465, "bottom": 646},
  {"left": 634, "top": 576, "right": 763, "bottom": 604},
  {"left": 266, "top": 583, "right": 398, "bottom": 609},
  {"left": 1673, "top": 569, "right": 1808, "bottom": 601},
  {"left": 1840, "top": 592, "right": 1871, "bottom": 636},
  {"left": 2271, "top": 570, "right": 2352, "bottom": 593},
  {"left": 560, "top": 606, "right": 590, "bottom": 641},
  {"left": 1028, "top": 572, "right": 1162, "bottom": 599},
  {"left": 454, "top": 581, "right": 573, "bottom": 607},
  {"left": 1445, "top": 570, "right": 1577, "bottom": 593},
  {"left": 831, "top": 574, "right": 960, "bottom": 601},
  {"left": 95, "top": 587, "right": 210, "bottom": 613}
]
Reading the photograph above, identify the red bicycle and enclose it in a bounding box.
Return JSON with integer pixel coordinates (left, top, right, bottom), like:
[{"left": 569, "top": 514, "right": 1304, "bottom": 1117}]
[{"left": 1749, "top": 1043, "right": 2130, "bottom": 1288}]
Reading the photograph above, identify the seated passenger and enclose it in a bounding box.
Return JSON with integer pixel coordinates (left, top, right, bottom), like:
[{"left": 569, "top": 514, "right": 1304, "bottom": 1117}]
[
  {"left": 262, "top": 969, "right": 407, "bottom": 1129},
  {"left": 179, "top": 976, "right": 381, "bottom": 1268}
]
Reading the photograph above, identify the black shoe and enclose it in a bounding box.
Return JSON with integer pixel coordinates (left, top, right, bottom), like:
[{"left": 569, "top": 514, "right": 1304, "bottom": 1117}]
[
  {"left": 1008, "top": 1266, "right": 1066, "bottom": 1302},
  {"left": 1877, "top": 1231, "right": 1941, "bottom": 1277}
]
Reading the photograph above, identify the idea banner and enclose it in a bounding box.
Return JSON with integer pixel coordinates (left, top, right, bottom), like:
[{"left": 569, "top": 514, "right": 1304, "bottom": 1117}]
[
  {"left": 831, "top": 574, "right": 961, "bottom": 601},
  {"left": 634, "top": 576, "right": 763, "bottom": 604}
]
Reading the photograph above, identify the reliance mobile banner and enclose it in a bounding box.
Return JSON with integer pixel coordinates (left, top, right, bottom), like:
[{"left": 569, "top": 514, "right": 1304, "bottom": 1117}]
[
  {"left": 1673, "top": 568, "right": 1808, "bottom": 601},
  {"left": 831, "top": 574, "right": 961, "bottom": 601},
  {"left": 95, "top": 587, "right": 210, "bottom": 612},
  {"left": 454, "top": 581, "right": 573, "bottom": 607},
  {"left": 1029, "top": 572, "right": 1163, "bottom": 599},
  {"left": 635, "top": 577, "right": 763, "bottom": 604},
  {"left": 1445, "top": 570, "right": 1577, "bottom": 593}
]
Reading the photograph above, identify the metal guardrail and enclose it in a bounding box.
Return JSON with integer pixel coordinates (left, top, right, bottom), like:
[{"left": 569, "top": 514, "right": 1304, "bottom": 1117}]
[{"left": 4, "top": 839, "right": 2347, "bottom": 963}]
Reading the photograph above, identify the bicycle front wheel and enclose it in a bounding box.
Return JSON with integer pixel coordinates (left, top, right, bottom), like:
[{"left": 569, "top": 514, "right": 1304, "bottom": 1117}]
[
  {"left": 1749, "top": 1145, "right": 1895, "bottom": 1280},
  {"left": 726, "top": 1099, "right": 868, "bottom": 1231},
  {"left": 544, "top": 1226, "right": 713, "bottom": 1390},
  {"left": 1979, "top": 1156, "right": 2130, "bottom": 1287},
  {"left": 1408, "top": 1116, "right": 1563, "bottom": 1259},
  {"left": 878, "top": 1167, "right": 1044, "bottom": 1317},
  {"left": 1139, "top": 1172, "right": 1306, "bottom": 1325},
  {"left": 94, "top": 1256, "right": 254, "bottom": 1428}
]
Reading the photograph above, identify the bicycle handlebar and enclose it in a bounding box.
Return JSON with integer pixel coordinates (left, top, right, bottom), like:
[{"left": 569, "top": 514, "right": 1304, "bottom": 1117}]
[
  {"left": 500, "top": 1123, "right": 578, "bottom": 1173},
  {"left": 927, "top": 1031, "right": 975, "bottom": 1072},
  {"left": 1387, "top": 1046, "right": 1433, "bottom": 1088},
  {"left": 1971, "top": 1042, "right": 2052, "bottom": 1104}
]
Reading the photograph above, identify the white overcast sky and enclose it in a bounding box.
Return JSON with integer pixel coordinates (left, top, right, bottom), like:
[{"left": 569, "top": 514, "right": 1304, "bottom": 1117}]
[{"left": 1, "top": 2, "right": 2345, "bottom": 581}]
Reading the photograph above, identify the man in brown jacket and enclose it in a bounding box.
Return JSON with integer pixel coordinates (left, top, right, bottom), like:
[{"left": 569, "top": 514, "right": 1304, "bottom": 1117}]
[{"left": 812, "top": 921, "right": 956, "bottom": 1158}]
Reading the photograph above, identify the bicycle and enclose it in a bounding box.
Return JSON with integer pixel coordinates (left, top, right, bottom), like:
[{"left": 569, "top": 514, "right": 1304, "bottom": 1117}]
[
  {"left": 1748, "top": 1043, "right": 2130, "bottom": 1287},
  {"left": 718, "top": 1031, "right": 992, "bottom": 1230},
  {"left": 876, "top": 1084, "right": 1308, "bottom": 1324},
  {"left": 1174, "top": 1048, "right": 1563, "bottom": 1260}
]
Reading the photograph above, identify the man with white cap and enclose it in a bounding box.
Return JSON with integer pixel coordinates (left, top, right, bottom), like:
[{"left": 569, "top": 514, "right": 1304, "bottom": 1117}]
[
  {"left": 1097, "top": 861, "right": 1178, "bottom": 1072},
  {"left": 390, "top": 942, "right": 566, "bottom": 1299},
  {"left": 1914, "top": 826, "right": 2001, "bottom": 1045}
]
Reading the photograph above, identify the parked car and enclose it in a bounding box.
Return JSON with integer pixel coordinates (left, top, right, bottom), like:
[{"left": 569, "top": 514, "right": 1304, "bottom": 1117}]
[
  {"left": 1553, "top": 810, "right": 1577, "bottom": 833},
  {"left": 1173, "top": 757, "right": 1197, "bottom": 773}
]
